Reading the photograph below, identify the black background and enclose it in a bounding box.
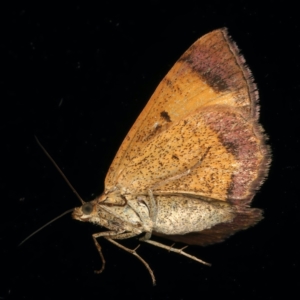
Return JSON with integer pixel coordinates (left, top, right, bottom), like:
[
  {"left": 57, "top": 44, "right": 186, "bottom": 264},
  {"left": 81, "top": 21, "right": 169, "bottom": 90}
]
[{"left": 1, "top": 2, "right": 299, "bottom": 299}]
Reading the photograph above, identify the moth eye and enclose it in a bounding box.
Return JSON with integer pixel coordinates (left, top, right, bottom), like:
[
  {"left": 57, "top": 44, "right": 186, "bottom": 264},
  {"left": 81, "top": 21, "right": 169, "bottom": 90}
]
[{"left": 82, "top": 203, "right": 93, "bottom": 215}]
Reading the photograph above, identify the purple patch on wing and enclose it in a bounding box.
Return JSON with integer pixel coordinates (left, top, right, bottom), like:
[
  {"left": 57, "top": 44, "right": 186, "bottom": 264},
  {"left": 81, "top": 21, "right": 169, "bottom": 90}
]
[
  {"left": 179, "top": 30, "right": 247, "bottom": 94},
  {"left": 202, "top": 107, "right": 264, "bottom": 203}
]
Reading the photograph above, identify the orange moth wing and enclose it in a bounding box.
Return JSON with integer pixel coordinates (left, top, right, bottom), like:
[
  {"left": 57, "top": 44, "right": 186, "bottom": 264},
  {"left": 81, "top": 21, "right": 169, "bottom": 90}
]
[{"left": 102, "top": 28, "right": 270, "bottom": 245}]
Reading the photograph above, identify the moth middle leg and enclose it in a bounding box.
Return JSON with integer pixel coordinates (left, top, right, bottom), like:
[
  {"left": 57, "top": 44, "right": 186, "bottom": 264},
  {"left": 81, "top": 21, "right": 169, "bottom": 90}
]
[{"left": 92, "top": 230, "right": 156, "bottom": 285}]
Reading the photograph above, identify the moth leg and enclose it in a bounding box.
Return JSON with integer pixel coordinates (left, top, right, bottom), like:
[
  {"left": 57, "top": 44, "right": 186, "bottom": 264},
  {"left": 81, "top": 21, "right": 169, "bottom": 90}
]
[
  {"left": 143, "top": 239, "right": 211, "bottom": 266},
  {"left": 92, "top": 231, "right": 156, "bottom": 285},
  {"left": 139, "top": 189, "right": 157, "bottom": 241},
  {"left": 106, "top": 238, "right": 156, "bottom": 285},
  {"left": 92, "top": 230, "right": 134, "bottom": 273},
  {"left": 92, "top": 235, "right": 106, "bottom": 274},
  {"left": 140, "top": 232, "right": 152, "bottom": 240},
  {"left": 148, "top": 189, "right": 158, "bottom": 223}
]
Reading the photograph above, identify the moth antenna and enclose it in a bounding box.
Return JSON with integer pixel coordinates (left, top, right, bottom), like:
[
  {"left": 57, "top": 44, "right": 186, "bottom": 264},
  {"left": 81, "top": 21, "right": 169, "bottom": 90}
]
[
  {"left": 34, "top": 136, "right": 85, "bottom": 204},
  {"left": 19, "top": 208, "right": 74, "bottom": 246},
  {"left": 19, "top": 137, "right": 85, "bottom": 246}
]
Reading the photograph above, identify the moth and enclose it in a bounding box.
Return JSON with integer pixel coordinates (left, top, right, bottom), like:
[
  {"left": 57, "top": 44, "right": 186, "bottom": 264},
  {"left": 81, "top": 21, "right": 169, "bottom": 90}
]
[{"left": 40, "top": 28, "right": 271, "bottom": 284}]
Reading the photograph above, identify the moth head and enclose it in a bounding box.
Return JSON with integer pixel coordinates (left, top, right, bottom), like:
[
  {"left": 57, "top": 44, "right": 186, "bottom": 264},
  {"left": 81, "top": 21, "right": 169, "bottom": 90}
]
[{"left": 72, "top": 201, "right": 95, "bottom": 222}]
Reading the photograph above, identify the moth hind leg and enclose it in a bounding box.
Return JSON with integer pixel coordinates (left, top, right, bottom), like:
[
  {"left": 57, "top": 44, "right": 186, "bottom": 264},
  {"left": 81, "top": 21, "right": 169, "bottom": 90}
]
[{"left": 143, "top": 239, "right": 211, "bottom": 266}]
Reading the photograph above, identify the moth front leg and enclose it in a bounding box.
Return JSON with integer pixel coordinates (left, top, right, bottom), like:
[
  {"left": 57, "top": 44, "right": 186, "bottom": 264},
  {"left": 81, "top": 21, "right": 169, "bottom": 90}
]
[
  {"left": 92, "top": 231, "right": 156, "bottom": 285},
  {"left": 140, "top": 189, "right": 157, "bottom": 241},
  {"left": 92, "top": 230, "right": 136, "bottom": 273}
]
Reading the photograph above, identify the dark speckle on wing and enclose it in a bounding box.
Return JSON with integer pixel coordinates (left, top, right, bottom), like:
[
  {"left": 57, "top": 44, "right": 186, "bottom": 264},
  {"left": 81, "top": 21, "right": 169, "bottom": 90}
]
[{"left": 160, "top": 111, "right": 172, "bottom": 122}]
